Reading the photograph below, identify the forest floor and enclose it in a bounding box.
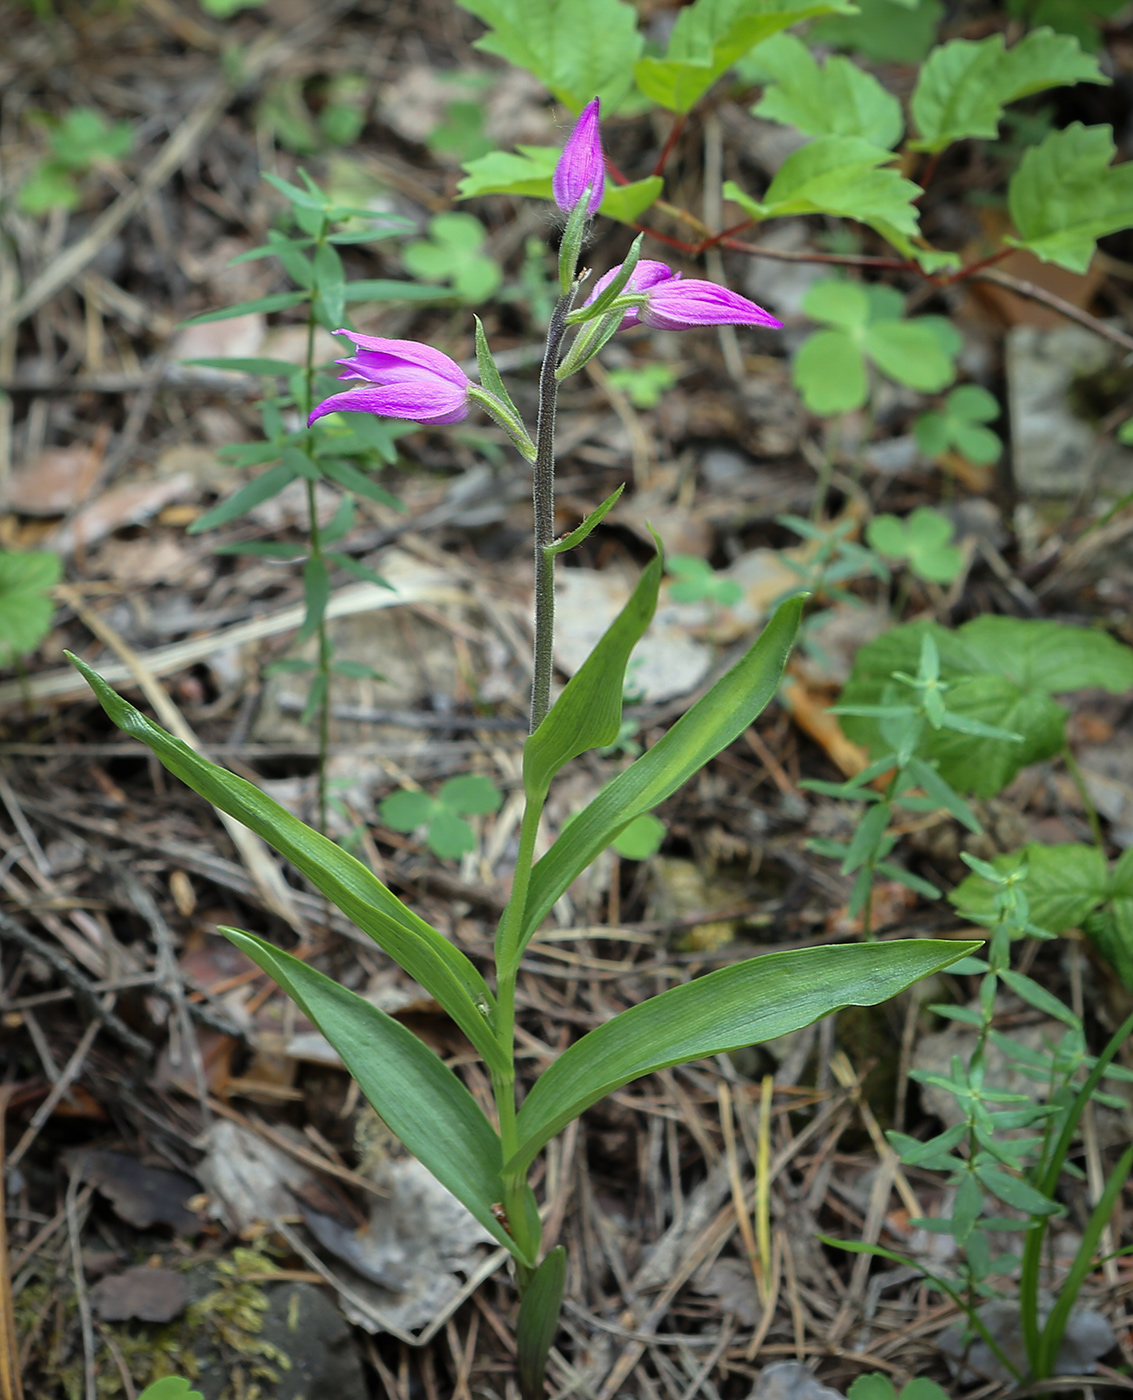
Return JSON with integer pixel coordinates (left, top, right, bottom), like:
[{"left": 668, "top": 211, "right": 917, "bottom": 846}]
[{"left": 3, "top": 1, "right": 1133, "bottom": 1398}]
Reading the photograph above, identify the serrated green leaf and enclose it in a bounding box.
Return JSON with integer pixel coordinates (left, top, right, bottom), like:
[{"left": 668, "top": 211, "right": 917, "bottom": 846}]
[
  {"left": 911, "top": 28, "right": 1107, "bottom": 154},
  {"left": 519, "top": 597, "right": 802, "bottom": 942},
  {"left": 66, "top": 657, "right": 508, "bottom": 1074},
  {"left": 809, "top": 0, "right": 942, "bottom": 64},
  {"left": 1008, "top": 122, "right": 1133, "bottom": 273},
  {"left": 0, "top": 550, "right": 61, "bottom": 661},
  {"left": 752, "top": 33, "right": 904, "bottom": 148},
  {"left": 635, "top": 0, "right": 856, "bottom": 114},
  {"left": 457, "top": 145, "right": 560, "bottom": 201},
  {"left": 439, "top": 773, "right": 503, "bottom": 816},
  {"left": 839, "top": 618, "right": 1133, "bottom": 797},
  {"left": 599, "top": 175, "right": 664, "bottom": 225},
  {"left": 381, "top": 789, "right": 437, "bottom": 831},
  {"left": 723, "top": 138, "right": 921, "bottom": 246},
  {"left": 455, "top": 0, "right": 643, "bottom": 111},
  {"left": 792, "top": 328, "right": 868, "bottom": 414},
  {"left": 179, "top": 291, "right": 308, "bottom": 326},
  {"left": 523, "top": 546, "right": 663, "bottom": 802},
  {"left": 221, "top": 927, "right": 519, "bottom": 1256},
  {"left": 507, "top": 938, "right": 978, "bottom": 1173}
]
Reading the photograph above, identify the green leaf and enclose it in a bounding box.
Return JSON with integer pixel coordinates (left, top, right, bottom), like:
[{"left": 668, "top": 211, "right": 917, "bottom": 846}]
[
  {"left": 839, "top": 618, "right": 1133, "bottom": 797},
  {"left": 0, "top": 551, "right": 60, "bottom": 662},
  {"left": 318, "top": 458, "right": 403, "bottom": 511},
  {"left": 402, "top": 212, "right": 502, "bottom": 304},
  {"left": 313, "top": 241, "right": 346, "bottom": 327},
  {"left": 792, "top": 328, "right": 868, "bottom": 414},
  {"left": 1085, "top": 848, "right": 1133, "bottom": 990},
  {"left": 998, "top": 968, "right": 1079, "bottom": 1026},
  {"left": 516, "top": 1247, "right": 567, "bottom": 1400},
  {"left": 547, "top": 486, "right": 624, "bottom": 557},
  {"left": 474, "top": 315, "right": 522, "bottom": 422},
  {"left": 667, "top": 556, "right": 742, "bottom": 606},
  {"left": 17, "top": 162, "right": 81, "bottom": 214},
  {"left": 752, "top": 33, "right": 905, "bottom": 148},
  {"left": 455, "top": 0, "right": 644, "bottom": 111},
  {"left": 427, "top": 809, "right": 477, "bottom": 859},
  {"left": 611, "top": 813, "right": 666, "bottom": 860},
  {"left": 950, "top": 843, "right": 1109, "bottom": 934},
  {"left": 439, "top": 774, "right": 503, "bottom": 816},
  {"left": 801, "top": 278, "right": 871, "bottom": 330},
  {"left": 724, "top": 137, "right": 922, "bottom": 242},
  {"left": 381, "top": 789, "right": 437, "bottom": 831},
  {"left": 600, "top": 175, "right": 665, "bottom": 224},
  {"left": 915, "top": 385, "right": 1002, "bottom": 464},
  {"left": 137, "top": 1382, "right": 205, "bottom": 1400},
  {"left": 221, "top": 927, "right": 520, "bottom": 1257},
  {"left": 635, "top": 0, "right": 856, "bottom": 114},
  {"left": 975, "top": 1161, "right": 1061, "bottom": 1214},
  {"left": 847, "top": 1377, "right": 896, "bottom": 1400},
  {"left": 458, "top": 145, "right": 560, "bottom": 201},
  {"left": 179, "top": 291, "right": 309, "bottom": 326},
  {"left": 65, "top": 658, "right": 508, "bottom": 1075},
  {"left": 1007, "top": 122, "right": 1133, "bottom": 274},
  {"left": 866, "top": 507, "right": 964, "bottom": 584},
  {"left": 49, "top": 106, "right": 134, "bottom": 169},
  {"left": 508, "top": 938, "right": 978, "bottom": 1173},
  {"left": 1007, "top": 0, "right": 1126, "bottom": 51},
  {"left": 181, "top": 357, "right": 300, "bottom": 376},
  {"left": 808, "top": 0, "right": 942, "bottom": 64},
  {"left": 911, "top": 28, "right": 1107, "bottom": 154},
  {"left": 523, "top": 546, "right": 663, "bottom": 801},
  {"left": 520, "top": 596, "right": 803, "bottom": 942},
  {"left": 296, "top": 557, "right": 329, "bottom": 645},
  {"left": 862, "top": 320, "right": 957, "bottom": 393}
]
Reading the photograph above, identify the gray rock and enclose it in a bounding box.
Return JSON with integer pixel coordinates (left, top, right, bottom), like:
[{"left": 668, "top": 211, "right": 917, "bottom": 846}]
[
  {"left": 748, "top": 1361, "right": 846, "bottom": 1400},
  {"left": 939, "top": 1295, "right": 1115, "bottom": 1384}
]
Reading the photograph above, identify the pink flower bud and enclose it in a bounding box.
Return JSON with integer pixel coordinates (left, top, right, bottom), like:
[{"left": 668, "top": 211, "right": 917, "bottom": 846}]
[
  {"left": 308, "top": 332, "right": 471, "bottom": 426},
  {"left": 552, "top": 98, "right": 605, "bottom": 217},
  {"left": 639, "top": 279, "right": 782, "bottom": 331}
]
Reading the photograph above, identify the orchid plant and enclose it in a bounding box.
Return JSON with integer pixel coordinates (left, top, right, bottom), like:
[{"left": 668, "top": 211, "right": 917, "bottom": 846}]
[{"left": 73, "top": 104, "right": 976, "bottom": 1398}]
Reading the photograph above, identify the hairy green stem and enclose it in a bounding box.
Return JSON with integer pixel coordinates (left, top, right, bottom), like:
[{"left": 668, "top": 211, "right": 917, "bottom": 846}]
[
  {"left": 530, "top": 293, "right": 574, "bottom": 731},
  {"left": 305, "top": 223, "right": 331, "bottom": 837}
]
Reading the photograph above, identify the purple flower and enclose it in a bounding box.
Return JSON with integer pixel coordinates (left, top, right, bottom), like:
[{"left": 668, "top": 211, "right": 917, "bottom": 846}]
[
  {"left": 586, "top": 259, "right": 682, "bottom": 327},
  {"left": 639, "top": 279, "right": 782, "bottom": 331},
  {"left": 307, "top": 332, "right": 471, "bottom": 426},
  {"left": 553, "top": 98, "right": 604, "bottom": 216}
]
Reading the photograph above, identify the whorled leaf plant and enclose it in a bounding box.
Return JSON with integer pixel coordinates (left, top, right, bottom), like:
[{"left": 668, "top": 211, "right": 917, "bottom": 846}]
[{"left": 72, "top": 101, "right": 978, "bottom": 1398}]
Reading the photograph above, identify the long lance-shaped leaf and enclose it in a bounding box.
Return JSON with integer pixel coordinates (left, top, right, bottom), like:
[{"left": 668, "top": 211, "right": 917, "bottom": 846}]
[
  {"left": 68, "top": 657, "right": 507, "bottom": 1075},
  {"left": 519, "top": 596, "right": 803, "bottom": 944},
  {"left": 523, "top": 542, "right": 662, "bottom": 802},
  {"left": 516, "top": 1246, "right": 567, "bottom": 1400},
  {"left": 222, "top": 928, "right": 524, "bottom": 1261},
  {"left": 507, "top": 939, "right": 979, "bottom": 1175}
]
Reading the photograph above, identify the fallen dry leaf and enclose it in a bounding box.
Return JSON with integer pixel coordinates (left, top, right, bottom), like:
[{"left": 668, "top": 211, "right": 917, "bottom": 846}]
[
  {"left": 65, "top": 1149, "right": 201, "bottom": 1233},
  {"left": 50, "top": 474, "right": 195, "bottom": 555},
  {"left": 90, "top": 1265, "right": 189, "bottom": 1322},
  {"left": 2, "top": 439, "right": 105, "bottom": 515}
]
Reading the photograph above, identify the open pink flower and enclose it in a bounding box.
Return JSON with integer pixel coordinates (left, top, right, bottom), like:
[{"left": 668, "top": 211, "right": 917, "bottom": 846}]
[
  {"left": 585, "top": 259, "right": 682, "bottom": 327},
  {"left": 553, "top": 98, "right": 605, "bottom": 216},
  {"left": 308, "top": 332, "right": 471, "bottom": 426}
]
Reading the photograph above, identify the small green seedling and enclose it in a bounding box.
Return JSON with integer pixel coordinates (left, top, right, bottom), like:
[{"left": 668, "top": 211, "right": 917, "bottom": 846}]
[
  {"left": 915, "top": 384, "right": 1002, "bottom": 465},
  {"left": 402, "top": 212, "right": 502, "bottom": 303},
  {"left": 606, "top": 362, "right": 680, "bottom": 408},
  {"left": 848, "top": 1375, "right": 949, "bottom": 1400},
  {"left": 381, "top": 773, "right": 503, "bottom": 860},
  {"left": 866, "top": 506, "right": 964, "bottom": 584},
  {"left": 793, "top": 279, "right": 960, "bottom": 415},
  {"left": 667, "top": 555, "right": 743, "bottom": 606},
  {"left": 19, "top": 107, "right": 134, "bottom": 213},
  {"left": 0, "top": 551, "right": 61, "bottom": 663},
  {"left": 611, "top": 812, "right": 666, "bottom": 859},
  {"left": 137, "top": 1381, "right": 205, "bottom": 1400}
]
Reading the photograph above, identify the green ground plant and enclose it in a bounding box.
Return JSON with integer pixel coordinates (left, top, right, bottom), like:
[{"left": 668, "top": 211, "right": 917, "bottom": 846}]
[
  {"left": 380, "top": 773, "right": 503, "bottom": 859},
  {"left": 0, "top": 550, "right": 60, "bottom": 664},
  {"left": 18, "top": 106, "right": 133, "bottom": 213}
]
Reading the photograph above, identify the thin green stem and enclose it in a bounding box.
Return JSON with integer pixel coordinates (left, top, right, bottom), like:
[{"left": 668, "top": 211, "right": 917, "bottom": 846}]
[
  {"left": 304, "top": 221, "right": 332, "bottom": 837},
  {"left": 1062, "top": 742, "right": 1105, "bottom": 850},
  {"left": 530, "top": 293, "right": 575, "bottom": 731}
]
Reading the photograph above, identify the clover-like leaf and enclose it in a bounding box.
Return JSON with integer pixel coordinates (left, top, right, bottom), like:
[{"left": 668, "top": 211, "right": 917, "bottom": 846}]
[
  {"left": 667, "top": 555, "right": 743, "bottom": 606},
  {"left": 866, "top": 507, "right": 964, "bottom": 584},
  {"left": 402, "top": 212, "right": 501, "bottom": 302},
  {"left": 915, "top": 384, "right": 1002, "bottom": 464},
  {"left": 380, "top": 789, "right": 437, "bottom": 832},
  {"left": 439, "top": 773, "right": 503, "bottom": 817},
  {"left": 1007, "top": 122, "right": 1133, "bottom": 273},
  {"left": 611, "top": 812, "right": 666, "bottom": 860}
]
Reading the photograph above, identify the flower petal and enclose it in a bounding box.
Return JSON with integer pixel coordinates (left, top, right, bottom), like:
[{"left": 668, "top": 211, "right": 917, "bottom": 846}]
[
  {"left": 585, "top": 259, "right": 680, "bottom": 327},
  {"left": 552, "top": 98, "right": 605, "bottom": 216},
  {"left": 328, "top": 331, "right": 469, "bottom": 387},
  {"left": 641, "top": 280, "right": 782, "bottom": 331},
  {"left": 308, "top": 380, "right": 469, "bottom": 426}
]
